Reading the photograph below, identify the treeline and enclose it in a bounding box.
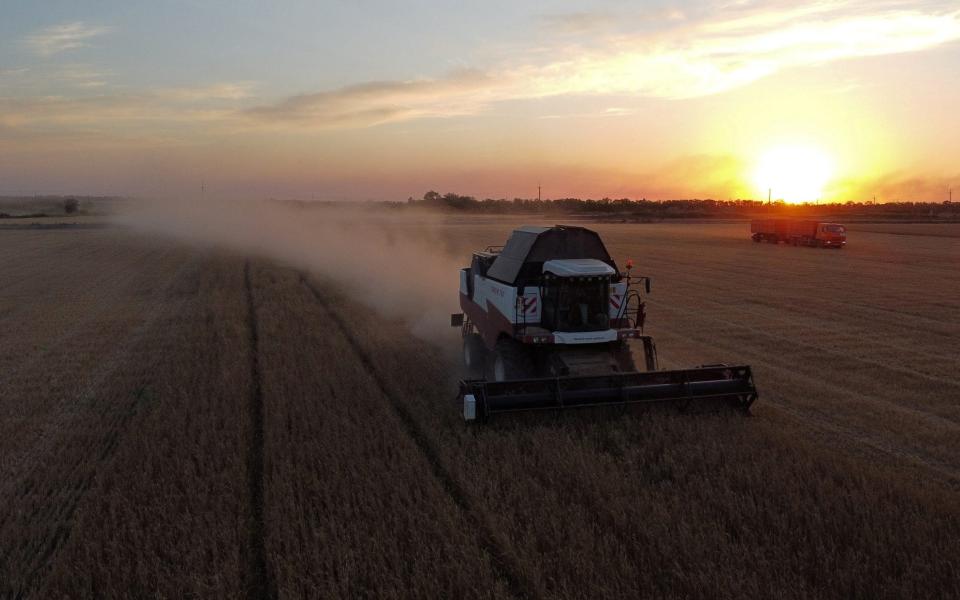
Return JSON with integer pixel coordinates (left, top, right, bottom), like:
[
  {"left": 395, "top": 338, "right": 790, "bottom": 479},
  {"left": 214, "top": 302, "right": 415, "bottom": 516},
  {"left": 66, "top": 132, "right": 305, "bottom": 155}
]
[
  {"left": 404, "top": 191, "right": 960, "bottom": 219},
  {"left": 0, "top": 195, "right": 124, "bottom": 218}
]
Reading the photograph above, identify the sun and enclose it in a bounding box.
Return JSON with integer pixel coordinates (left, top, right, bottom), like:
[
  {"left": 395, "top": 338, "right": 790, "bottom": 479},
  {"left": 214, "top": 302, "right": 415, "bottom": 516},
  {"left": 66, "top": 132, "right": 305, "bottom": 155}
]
[{"left": 752, "top": 145, "right": 835, "bottom": 203}]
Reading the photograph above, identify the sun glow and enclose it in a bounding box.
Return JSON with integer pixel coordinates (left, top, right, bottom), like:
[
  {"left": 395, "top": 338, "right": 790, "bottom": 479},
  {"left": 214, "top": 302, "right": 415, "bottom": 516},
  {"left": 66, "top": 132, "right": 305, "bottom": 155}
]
[{"left": 752, "top": 145, "right": 835, "bottom": 203}]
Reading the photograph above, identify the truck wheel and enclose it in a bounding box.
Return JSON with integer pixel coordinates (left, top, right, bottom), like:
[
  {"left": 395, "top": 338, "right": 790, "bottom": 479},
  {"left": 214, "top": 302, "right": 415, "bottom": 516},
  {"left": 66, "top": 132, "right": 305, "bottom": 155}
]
[
  {"left": 487, "top": 338, "right": 534, "bottom": 382},
  {"left": 463, "top": 333, "right": 486, "bottom": 378}
]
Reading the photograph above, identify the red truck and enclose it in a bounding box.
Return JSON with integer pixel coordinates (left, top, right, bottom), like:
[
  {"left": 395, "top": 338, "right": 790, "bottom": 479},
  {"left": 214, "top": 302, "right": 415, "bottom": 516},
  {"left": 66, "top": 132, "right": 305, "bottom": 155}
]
[{"left": 751, "top": 219, "right": 846, "bottom": 248}]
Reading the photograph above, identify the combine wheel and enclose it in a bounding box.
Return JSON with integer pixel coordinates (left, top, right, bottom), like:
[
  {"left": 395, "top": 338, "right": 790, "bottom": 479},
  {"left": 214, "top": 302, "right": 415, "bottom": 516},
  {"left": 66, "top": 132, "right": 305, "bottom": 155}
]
[
  {"left": 463, "top": 333, "right": 487, "bottom": 378},
  {"left": 487, "top": 338, "right": 534, "bottom": 382}
]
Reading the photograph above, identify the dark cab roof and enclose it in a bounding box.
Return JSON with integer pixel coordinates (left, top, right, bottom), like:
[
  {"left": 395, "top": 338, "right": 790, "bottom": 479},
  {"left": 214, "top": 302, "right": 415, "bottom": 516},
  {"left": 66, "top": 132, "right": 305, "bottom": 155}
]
[{"left": 486, "top": 225, "right": 618, "bottom": 285}]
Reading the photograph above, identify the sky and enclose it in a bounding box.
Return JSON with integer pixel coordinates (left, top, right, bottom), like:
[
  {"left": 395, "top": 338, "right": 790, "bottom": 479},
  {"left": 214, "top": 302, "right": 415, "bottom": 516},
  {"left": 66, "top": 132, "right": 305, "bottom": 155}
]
[{"left": 1, "top": 1, "right": 958, "bottom": 202}]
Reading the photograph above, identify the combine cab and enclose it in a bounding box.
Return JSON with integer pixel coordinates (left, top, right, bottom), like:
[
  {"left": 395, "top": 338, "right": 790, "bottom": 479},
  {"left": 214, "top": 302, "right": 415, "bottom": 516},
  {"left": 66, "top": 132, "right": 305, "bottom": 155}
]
[{"left": 451, "top": 225, "right": 758, "bottom": 421}]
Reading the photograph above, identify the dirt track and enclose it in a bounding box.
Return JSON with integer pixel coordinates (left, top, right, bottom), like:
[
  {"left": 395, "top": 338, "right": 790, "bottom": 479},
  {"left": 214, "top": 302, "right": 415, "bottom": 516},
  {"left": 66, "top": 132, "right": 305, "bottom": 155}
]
[{"left": 1, "top": 222, "right": 958, "bottom": 598}]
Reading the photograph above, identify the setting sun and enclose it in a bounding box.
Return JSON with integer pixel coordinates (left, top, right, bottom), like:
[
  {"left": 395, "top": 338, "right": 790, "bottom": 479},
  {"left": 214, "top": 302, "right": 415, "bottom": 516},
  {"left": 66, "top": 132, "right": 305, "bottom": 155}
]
[{"left": 752, "top": 145, "right": 835, "bottom": 203}]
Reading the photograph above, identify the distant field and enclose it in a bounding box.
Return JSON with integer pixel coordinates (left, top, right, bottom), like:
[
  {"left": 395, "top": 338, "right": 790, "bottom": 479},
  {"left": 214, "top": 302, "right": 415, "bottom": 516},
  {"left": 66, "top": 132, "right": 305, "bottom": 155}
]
[
  {"left": 1, "top": 221, "right": 958, "bottom": 598},
  {"left": 844, "top": 222, "right": 960, "bottom": 237}
]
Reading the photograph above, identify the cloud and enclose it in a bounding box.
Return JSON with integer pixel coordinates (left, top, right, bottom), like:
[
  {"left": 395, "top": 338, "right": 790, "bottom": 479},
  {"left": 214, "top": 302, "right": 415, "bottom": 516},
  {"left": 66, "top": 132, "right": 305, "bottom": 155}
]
[
  {"left": 540, "top": 12, "right": 618, "bottom": 34},
  {"left": 0, "top": 82, "right": 252, "bottom": 134},
  {"left": 24, "top": 22, "right": 112, "bottom": 56},
  {"left": 53, "top": 64, "right": 110, "bottom": 88},
  {"left": 0, "top": 64, "right": 108, "bottom": 88},
  {"left": 6, "top": 2, "right": 960, "bottom": 136},
  {"left": 159, "top": 83, "right": 257, "bottom": 102},
  {"left": 0, "top": 67, "right": 30, "bottom": 77},
  {"left": 524, "top": 6, "right": 960, "bottom": 98},
  {"left": 243, "top": 3, "right": 960, "bottom": 129},
  {"left": 243, "top": 69, "right": 502, "bottom": 128},
  {"left": 537, "top": 106, "right": 638, "bottom": 120}
]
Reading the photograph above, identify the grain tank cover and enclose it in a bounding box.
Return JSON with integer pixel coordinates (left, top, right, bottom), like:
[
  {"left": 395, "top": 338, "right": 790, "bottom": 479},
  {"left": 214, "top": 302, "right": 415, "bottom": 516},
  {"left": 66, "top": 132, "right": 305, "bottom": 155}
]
[
  {"left": 543, "top": 259, "right": 616, "bottom": 278},
  {"left": 486, "top": 225, "right": 617, "bottom": 285}
]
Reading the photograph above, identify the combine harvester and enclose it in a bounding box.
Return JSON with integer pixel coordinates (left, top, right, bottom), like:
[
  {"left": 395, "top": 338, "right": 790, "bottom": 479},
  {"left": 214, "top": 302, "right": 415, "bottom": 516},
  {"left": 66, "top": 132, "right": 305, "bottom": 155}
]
[{"left": 451, "top": 225, "right": 758, "bottom": 422}]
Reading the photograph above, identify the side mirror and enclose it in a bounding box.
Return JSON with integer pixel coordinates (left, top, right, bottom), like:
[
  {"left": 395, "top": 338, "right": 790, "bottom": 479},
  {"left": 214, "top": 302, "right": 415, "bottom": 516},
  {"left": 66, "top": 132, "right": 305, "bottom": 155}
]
[{"left": 645, "top": 278, "right": 651, "bottom": 294}]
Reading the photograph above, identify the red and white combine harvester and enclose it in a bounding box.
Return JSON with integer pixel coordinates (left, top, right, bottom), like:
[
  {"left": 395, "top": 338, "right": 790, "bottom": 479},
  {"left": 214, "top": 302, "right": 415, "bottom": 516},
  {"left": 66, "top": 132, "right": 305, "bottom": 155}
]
[{"left": 451, "top": 225, "right": 758, "bottom": 422}]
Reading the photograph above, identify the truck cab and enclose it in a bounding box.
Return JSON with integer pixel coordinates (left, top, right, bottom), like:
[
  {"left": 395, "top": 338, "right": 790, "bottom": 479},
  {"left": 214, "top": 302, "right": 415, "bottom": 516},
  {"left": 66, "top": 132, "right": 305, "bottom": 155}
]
[{"left": 816, "top": 223, "right": 846, "bottom": 247}]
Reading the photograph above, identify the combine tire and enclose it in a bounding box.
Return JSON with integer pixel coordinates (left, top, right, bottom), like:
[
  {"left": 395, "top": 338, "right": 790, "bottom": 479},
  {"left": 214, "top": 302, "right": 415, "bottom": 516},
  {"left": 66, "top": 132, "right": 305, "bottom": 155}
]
[
  {"left": 487, "top": 338, "right": 534, "bottom": 382},
  {"left": 463, "top": 333, "right": 487, "bottom": 378}
]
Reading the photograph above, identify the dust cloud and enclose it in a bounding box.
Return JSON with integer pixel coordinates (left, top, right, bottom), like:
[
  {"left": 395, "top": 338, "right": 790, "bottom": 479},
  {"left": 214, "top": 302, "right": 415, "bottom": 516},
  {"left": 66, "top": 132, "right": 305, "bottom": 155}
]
[{"left": 118, "top": 198, "right": 464, "bottom": 345}]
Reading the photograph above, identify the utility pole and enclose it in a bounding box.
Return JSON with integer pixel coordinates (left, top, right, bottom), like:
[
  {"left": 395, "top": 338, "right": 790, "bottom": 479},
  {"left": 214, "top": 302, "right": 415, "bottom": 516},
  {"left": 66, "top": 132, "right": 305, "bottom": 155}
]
[
  {"left": 538, "top": 184, "right": 541, "bottom": 202},
  {"left": 768, "top": 188, "right": 771, "bottom": 204},
  {"left": 950, "top": 187, "right": 953, "bottom": 203},
  {"left": 201, "top": 179, "right": 205, "bottom": 198}
]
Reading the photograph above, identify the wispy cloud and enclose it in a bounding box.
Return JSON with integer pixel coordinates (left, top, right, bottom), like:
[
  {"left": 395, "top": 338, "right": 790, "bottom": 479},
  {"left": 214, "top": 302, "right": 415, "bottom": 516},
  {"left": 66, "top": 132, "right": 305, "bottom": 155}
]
[
  {"left": 24, "top": 21, "right": 112, "bottom": 56},
  {"left": 54, "top": 64, "right": 110, "bottom": 88},
  {"left": 6, "top": 2, "right": 960, "bottom": 135},
  {"left": 0, "top": 63, "right": 108, "bottom": 89},
  {"left": 0, "top": 82, "right": 252, "bottom": 133},
  {"left": 524, "top": 6, "right": 960, "bottom": 98},
  {"left": 0, "top": 67, "right": 30, "bottom": 77},
  {"left": 540, "top": 12, "right": 618, "bottom": 34},
  {"left": 159, "top": 83, "right": 257, "bottom": 102},
  {"left": 243, "top": 2, "right": 960, "bottom": 129},
  {"left": 538, "top": 106, "right": 638, "bottom": 120},
  {"left": 244, "top": 69, "right": 499, "bottom": 128}
]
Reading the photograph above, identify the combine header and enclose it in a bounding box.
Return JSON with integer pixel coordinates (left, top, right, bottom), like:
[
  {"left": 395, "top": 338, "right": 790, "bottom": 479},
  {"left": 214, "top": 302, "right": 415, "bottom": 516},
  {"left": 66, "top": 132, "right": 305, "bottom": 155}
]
[{"left": 451, "top": 225, "right": 758, "bottom": 422}]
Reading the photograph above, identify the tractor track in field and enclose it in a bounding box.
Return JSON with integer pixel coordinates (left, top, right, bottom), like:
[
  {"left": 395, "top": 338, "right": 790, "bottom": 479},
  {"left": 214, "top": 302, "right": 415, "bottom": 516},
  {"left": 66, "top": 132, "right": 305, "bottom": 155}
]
[
  {"left": 656, "top": 326, "right": 960, "bottom": 488},
  {"left": 648, "top": 296, "right": 960, "bottom": 429},
  {"left": 763, "top": 399, "right": 960, "bottom": 490},
  {"left": 243, "top": 261, "right": 274, "bottom": 600},
  {"left": 2, "top": 257, "right": 196, "bottom": 599},
  {"left": 6, "top": 389, "right": 151, "bottom": 600},
  {"left": 299, "top": 274, "right": 536, "bottom": 600}
]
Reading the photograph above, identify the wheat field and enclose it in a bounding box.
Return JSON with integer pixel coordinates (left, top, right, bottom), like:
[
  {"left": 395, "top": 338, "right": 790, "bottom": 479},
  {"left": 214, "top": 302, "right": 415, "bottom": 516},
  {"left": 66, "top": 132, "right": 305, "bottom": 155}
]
[{"left": 1, "top": 220, "right": 958, "bottom": 599}]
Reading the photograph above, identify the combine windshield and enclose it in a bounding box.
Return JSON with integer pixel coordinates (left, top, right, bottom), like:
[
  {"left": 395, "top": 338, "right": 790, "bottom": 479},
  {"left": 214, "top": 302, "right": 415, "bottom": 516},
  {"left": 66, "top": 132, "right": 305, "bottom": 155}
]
[{"left": 540, "top": 277, "right": 610, "bottom": 332}]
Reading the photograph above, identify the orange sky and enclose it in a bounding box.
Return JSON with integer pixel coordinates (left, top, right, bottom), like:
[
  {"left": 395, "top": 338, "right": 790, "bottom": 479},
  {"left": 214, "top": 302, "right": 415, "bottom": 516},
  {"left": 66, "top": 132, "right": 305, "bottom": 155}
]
[{"left": 1, "top": 2, "right": 958, "bottom": 202}]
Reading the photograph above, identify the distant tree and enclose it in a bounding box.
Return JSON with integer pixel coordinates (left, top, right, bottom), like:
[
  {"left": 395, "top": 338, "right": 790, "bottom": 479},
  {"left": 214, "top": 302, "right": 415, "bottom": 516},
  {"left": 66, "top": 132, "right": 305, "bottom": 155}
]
[{"left": 63, "top": 198, "right": 79, "bottom": 214}]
